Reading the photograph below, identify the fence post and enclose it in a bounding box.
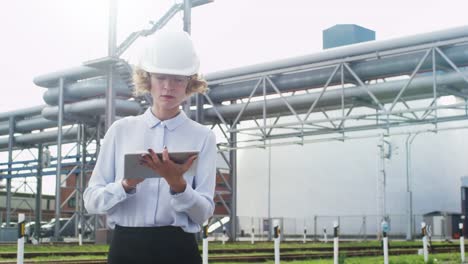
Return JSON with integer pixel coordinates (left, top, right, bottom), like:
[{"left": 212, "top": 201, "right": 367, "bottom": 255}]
[
  {"left": 333, "top": 221, "right": 339, "bottom": 264},
  {"left": 274, "top": 220, "right": 280, "bottom": 264},
  {"left": 382, "top": 220, "right": 389, "bottom": 264},
  {"left": 17, "top": 213, "right": 25, "bottom": 264},
  {"left": 460, "top": 222, "right": 465, "bottom": 263},
  {"left": 314, "top": 215, "right": 318, "bottom": 241},
  {"left": 421, "top": 222, "right": 428, "bottom": 263}
]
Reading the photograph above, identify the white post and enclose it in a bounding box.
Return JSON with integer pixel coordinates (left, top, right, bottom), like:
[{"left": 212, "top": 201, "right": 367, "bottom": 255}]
[
  {"left": 460, "top": 223, "right": 465, "bottom": 263},
  {"left": 251, "top": 226, "right": 255, "bottom": 244},
  {"left": 421, "top": 222, "right": 428, "bottom": 263},
  {"left": 222, "top": 226, "right": 226, "bottom": 245},
  {"left": 273, "top": 220, "right": 280, "bottom": 264},
  {"left": 382, "top": 221, "right": 389, "bottom": 264},
  {"left": 17, "top": 213, "right": 25, "bottom": 264},
  {"left": 202, "top": 225, "right": 208, "bottom": 264},
  {"left": 323, "top": 228, "right": 328, "bottom": 243},
  {"left": 78, "top": 226, "right": 83, "bottom": 246},
  {"left": 333, "top": 221, "right": 339, "bottom": 264},
  {"left": 303, "top": 227, "right": 307, "bottom": 244}
]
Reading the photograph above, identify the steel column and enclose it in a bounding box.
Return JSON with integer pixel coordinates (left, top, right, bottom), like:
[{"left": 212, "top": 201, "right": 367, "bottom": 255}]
[
  {"left": 229, "top": 121, "right": 237, "bottom": 241},
  {"left": 35, "top": 143, "right": 43, "bottom": 242},
  {"left": 54, "top": 77, "right": 65, "bottom": 241},
  {"left": 79, "top": 124, "right": 87, "bottom": 238},
  {"left": 105, "top": 0, "right": 117, "bottom": 131},
  {"left": 182, "top": 0, "right": 193, "bottom": 117},
  {"left": 6, "top": 116, "right": 14, "bottom": 225}
]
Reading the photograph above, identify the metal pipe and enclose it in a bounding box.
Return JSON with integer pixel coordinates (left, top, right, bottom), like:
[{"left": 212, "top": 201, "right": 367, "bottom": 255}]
[
  {"left": 0, "top": 127, "right": 84, "bottom": 149},
  {"left": 33, "top": 66, "right": 103, "bottom": 88},
  {"left": 41, "top": 99, "right": 141, "bottom": 121},
  {"left": 42, "top": 77, "right": 131, "bottom": 106},
  {"left": 206, "top": 45, "right": 468, "bottom": 102},
  {"left": 33, "top": 33, "right": 468, "bottom": 103},
  {"left": 0, "top": 118, "right": 63, "bottom": 136},
  {"left": 206, "top": 26, "right": 468, "bottom": 81},
  {"left": 203, "top": 70, "right": 468, "bottom": 122},
  {"left": 3, "top": 68, "right": 462, "bottom": 141},
  {"left": 0, "top": 105, "right": 44, "bottom": 121}
]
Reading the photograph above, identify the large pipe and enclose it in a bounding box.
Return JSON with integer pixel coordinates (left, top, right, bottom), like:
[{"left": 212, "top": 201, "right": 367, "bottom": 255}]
[
  {"left": 1, "top": 70, "right": 466, "bottom": 136},
  {"left": 205, "top": 25, "right": 468, "bottom": 81},
  {"left": 41, "top": 98, "right": 141, "bottom": 121},
  {"left": 33, "top": 66, "right": 103, "bottom": 88},
  {"left": 0, "top": 127, "right": 82, "bottom": 149},
  {"left": 42, "top": 77, "right": 132, "bottom": 105},
  {"left": 0, "top": 99, "right": 140, "bottom": 137},
  {"left": 0, "top": 118, "right": 63, "bottom": 135},
  {"left": 203, "top": 70, "right": 468, "bottom": 122},
  {"left": 35, "top": 45, "right": 468, "bottom": 106},
  {"left": 2, "top": 25, "right": 465, "bottom": 149},
  {"left": 206, "top": 45, "right": 468, "bottom": 102},
  {"left": 0, "top": 105, "right": 45, "bottom": 122}
]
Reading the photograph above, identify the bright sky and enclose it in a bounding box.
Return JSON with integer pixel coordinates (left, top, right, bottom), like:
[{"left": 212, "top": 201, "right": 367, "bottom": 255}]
[{"left": 1, "top": 0, "right": 468, "bottom": 113}]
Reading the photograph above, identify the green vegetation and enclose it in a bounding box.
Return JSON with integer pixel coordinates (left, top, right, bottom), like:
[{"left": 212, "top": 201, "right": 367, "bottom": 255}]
[
  {"left": 0, "top": 244, "right": 108, "bottom": 253},
  {"left": 0, "top": 241, "right": 463, "bottom": 263}
]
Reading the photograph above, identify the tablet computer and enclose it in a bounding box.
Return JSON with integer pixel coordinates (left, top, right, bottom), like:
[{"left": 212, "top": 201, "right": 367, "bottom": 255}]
[{"left": 124, "top": 151, "right": 199, "bottom": 179}]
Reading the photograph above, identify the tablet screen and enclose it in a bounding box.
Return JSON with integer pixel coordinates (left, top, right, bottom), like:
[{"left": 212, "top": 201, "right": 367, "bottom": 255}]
[{"left": 124, "top": 151, "right": 199, "bottom": 179}]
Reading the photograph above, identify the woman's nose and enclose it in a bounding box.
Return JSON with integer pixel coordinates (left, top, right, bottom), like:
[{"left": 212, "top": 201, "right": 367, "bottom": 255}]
[{"left": 162, "top": 79, "right": 172, "bottom": 90}]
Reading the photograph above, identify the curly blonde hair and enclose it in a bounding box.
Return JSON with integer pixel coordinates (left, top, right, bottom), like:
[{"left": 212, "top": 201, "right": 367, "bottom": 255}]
[{"left": 132, "top": 67, "right": 208, "bottom": 97}]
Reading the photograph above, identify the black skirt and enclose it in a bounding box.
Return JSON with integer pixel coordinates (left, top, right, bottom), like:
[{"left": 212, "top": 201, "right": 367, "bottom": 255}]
[{"left": 108, "top": 225, "right": 202, "bottom": 264}]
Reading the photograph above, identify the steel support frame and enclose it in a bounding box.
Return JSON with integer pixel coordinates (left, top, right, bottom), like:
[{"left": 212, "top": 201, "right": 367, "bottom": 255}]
[
  {"left": 200, "top": 39, "right": 468, "bottom": 242},
  {"left": 203, "top": 39, "right": 468, "bottom": 151}
]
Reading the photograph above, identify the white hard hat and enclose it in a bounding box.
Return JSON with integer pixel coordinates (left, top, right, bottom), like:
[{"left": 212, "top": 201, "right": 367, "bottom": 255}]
[{"left": 138, "top": 30, "right": 200, "bottom": 76}]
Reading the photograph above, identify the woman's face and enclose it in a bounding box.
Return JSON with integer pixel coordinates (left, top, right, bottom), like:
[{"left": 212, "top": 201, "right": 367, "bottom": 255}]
[{"left": 149, "top": 73, "right": 189, "bottom": 113}]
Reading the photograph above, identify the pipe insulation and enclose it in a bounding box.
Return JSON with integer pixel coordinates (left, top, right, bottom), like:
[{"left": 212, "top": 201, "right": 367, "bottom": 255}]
[
  {"left": 205, "top": 25, "right": 468, "bottom": 81},
  {"left": 41, "top": 98, "right": 142, "bottom": 121},
  {"left": 0, "top": 127, "right": 81, "bottom": 149},
  {"left": 206, "top": 45, "right": 468, "bottom": 102},
  {"left": 202, "top": 70, "right": 468, "bottom": 122},
  {"left": 35, "top": 45, "right": 468, "bottom": 105},
  {"left": 0, "top": 105, "right": 45, "bottom": 122},
  {"left": 42, "top": 77, "right": 133, "bottom": 105},
  {"left": 0, "top": 118, "right": 62, "bottom": 135},
  {"left": 33, "top": 66, "right": 103, "bottom": 88}
]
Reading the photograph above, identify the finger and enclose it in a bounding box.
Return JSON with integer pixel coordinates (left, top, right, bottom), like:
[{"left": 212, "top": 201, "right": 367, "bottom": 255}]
[
  {"left": 182, "top": 155, "right": 198, "bottom": 172},
  {"left": 141, "top": 157, "right": 158, "bottom": 171},
  {"left": 162, "top": 146, "right": 169, "bottom": 163},
  {"left": 148, "top": 148, "right": 161, "bottom": 164},
  {"left": 140, "top": 154, "right": 153, "bottom": 166},
  {"left": 139, "top": 158, "right": 153, "bottom": 169}
]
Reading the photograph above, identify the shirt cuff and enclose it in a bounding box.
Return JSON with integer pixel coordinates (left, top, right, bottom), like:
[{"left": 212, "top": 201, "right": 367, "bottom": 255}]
[
  {"left": 118, "top": 180, "right": 137, "bottom": 198},
  {"left": 170, "top": 184, "right": 195, "bottom": 211}
]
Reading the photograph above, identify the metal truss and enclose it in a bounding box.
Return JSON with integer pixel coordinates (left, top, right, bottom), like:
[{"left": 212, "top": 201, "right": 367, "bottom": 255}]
[
  {"left": 204, "top": 37, "right": 468, "bottom": 151},
  {"left": 0, "top": 122, "right": 99, "bottom": 241}
]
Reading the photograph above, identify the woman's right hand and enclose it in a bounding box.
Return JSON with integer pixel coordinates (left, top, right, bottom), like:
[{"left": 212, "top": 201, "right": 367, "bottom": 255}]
[{"left": 122, "top": 178, "right": 144, "bottom": 193}]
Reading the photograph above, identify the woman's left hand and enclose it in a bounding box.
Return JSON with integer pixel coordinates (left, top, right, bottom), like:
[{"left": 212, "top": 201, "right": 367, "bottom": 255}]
[{"left": 140, "top": 147, "right": 197, "bottom": 193}]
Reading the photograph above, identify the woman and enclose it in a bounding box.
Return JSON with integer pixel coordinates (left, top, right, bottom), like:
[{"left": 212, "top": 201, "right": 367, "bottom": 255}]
[{"left": 83, "top": 31, "right": 216, "bottom": 264}]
